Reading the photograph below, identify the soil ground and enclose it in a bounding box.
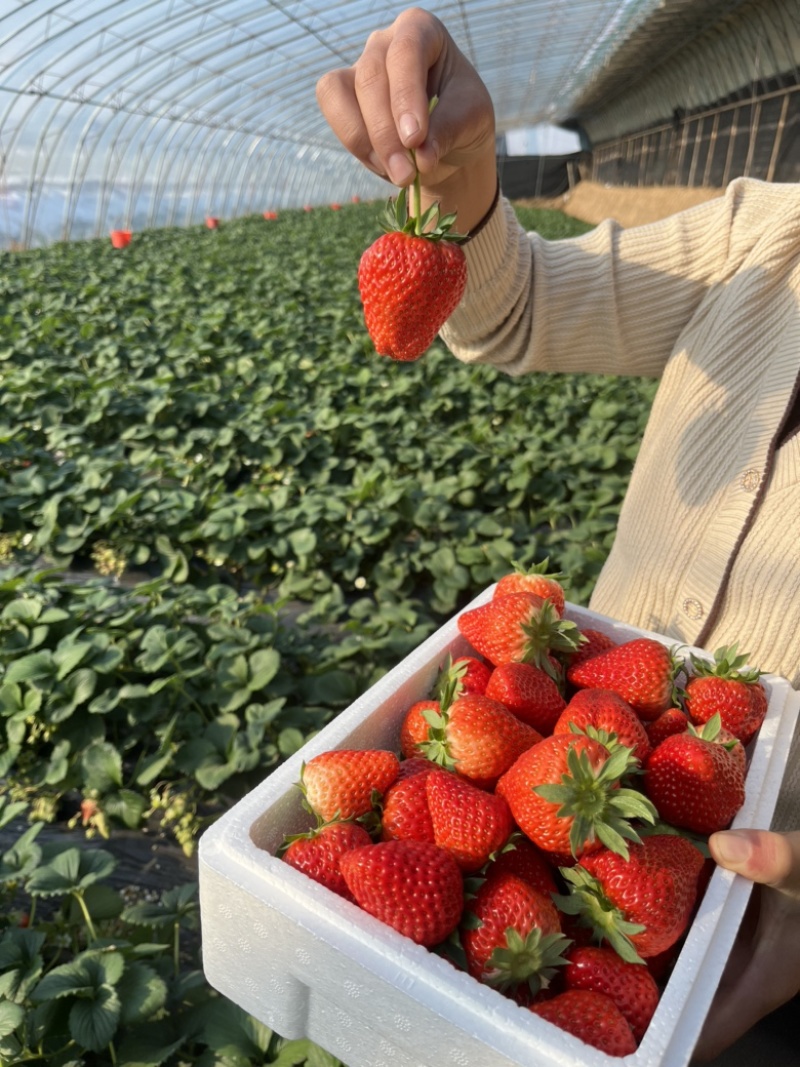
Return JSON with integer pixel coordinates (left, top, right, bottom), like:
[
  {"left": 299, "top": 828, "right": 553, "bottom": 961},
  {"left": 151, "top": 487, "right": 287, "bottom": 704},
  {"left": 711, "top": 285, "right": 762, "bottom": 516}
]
[{"left": 518, "top": 179, "right": 725, "bottom": 228}]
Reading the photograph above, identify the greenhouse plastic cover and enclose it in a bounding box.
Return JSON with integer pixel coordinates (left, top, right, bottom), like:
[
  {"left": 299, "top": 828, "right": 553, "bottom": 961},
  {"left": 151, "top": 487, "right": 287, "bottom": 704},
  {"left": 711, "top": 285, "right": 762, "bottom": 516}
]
[{"left": 0, "top": 0, "right": 670, "bottom": 246}]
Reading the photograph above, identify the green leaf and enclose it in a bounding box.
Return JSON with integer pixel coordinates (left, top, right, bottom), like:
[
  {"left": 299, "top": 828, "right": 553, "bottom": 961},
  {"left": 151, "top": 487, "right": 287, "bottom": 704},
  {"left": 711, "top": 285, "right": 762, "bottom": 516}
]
[
  {"left": 4, "top": 651, "right": 55, "bottom": 684},
  {"left": 82, "top": 740, "right": 123, "bottom": 792},
  {"left": 0, "top": 1000, "right": 25, "bottom": 1039},
  {"left": 116, "top": 962, "right": 169, "bottom": 1025},
  {"left": 69, "top": 983, "right": 121, "bottom": 1052},
  {"left": 28, "top": 847, "right": 117, "bottom": 896}
]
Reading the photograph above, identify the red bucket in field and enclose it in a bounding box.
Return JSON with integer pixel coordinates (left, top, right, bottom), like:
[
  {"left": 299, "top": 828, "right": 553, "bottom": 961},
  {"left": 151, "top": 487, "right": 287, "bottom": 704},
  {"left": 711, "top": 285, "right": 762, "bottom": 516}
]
[
  {"left": 110, "top": 230, "right": 132, "bottom": 249},
  {"left": 206, "top": 217, "right": 219, "bottom": 229}
]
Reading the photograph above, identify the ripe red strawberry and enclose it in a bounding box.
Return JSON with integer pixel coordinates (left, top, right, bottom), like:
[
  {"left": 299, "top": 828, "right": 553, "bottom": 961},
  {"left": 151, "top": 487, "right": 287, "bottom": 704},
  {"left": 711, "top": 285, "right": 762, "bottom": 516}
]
[
  {"left": 485, "top": 834, "right": 559, "bottom": 897},
  {"left": 557, "top": 834, "right": 705, "bottom": 962},
  {"left": 451, "top": 655, "right": 492, "bottom": 696},
  {"left": 399, "top": 699, "right": 440, "bottom": 759},
  {"left": 554, "top": 688, "right": 652, "bottom": 766},
  {"left": 530, "top": 989, "right": 638, "bottom": 1057},
  {"left": 643, "top": 717, "right": 746, "bottom": 834},
  {"left": 567, "top": 638, "right": 682, "bottom": 721},
  {"left": 408, "top": 693, "right": 541, "bottom": 788},
  {"left": 300, "top": 749, "right": 400, "bottom": 822},
  {"left": 646, "top": 706, "right": 691, "bottom": 748},
  {"left": 357, "top": 185, "right": 467, "bottom": 362},
  {"left": 568, "top": 627, "right": 618, "bottom": 667},
  {"left": 461, "top": 870, "right": 571, "bottom": 999},
  {"left": 281, "top": 820, "right": 373, "bottom": 901},
  {"left": 425, "top": 768, "right": 514, "bottom": 871},
  {"left": 493, "top": 560, "right": 567, "bottom": 617},
  {"left": 684, "top": 644, "right": 767, "bottom": 745},
  {"left": 485, "top": 661, "right": 567, "bottom": 734},
  {"left": 496, "top": 733, "right": 656, "bottom": 861},
  {"left": 339, "top": 839, "right": 464, "bottom": 946},
  {"left": 380, "top": 767, "right": 436, "bottom": 844},
  {"left": 458, "top": 593, "right": 583, "bottom": 677},
  {"left": 562, "top": 944, "right": 660, "bottom": 1042}
]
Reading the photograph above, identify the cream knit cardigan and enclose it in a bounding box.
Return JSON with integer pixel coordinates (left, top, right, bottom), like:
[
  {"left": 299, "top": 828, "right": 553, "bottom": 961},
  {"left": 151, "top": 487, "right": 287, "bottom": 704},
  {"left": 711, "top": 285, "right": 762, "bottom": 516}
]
[{"left": 441, "top": 177, "right": 800, "bottom": 829}]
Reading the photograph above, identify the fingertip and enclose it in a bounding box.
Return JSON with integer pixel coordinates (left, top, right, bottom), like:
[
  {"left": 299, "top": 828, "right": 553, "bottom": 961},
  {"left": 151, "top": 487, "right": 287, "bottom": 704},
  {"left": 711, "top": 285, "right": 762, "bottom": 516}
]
[{"left": 709, "top": 829, "right": 754, "bottom": 870}]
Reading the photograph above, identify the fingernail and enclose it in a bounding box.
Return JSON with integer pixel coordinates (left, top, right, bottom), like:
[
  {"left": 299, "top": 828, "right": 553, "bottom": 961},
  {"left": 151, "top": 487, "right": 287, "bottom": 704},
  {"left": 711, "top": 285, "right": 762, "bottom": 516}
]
[
  {"left": 399, "top": 113, "right": 419, "bottom": 143},
  {"left": 367, "top": 151, "right": 384, "bottom": 175},
  {"left": 712, "top": 830, "right": 752, "bottom": 866},
  {"left": 387, "top": 151, "right": 415, "bottom": 185}
]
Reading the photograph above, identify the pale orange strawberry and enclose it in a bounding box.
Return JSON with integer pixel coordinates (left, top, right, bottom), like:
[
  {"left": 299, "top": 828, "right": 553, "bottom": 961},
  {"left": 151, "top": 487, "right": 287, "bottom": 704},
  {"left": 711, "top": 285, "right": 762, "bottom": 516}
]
[
  {"left": 493, "top": 560, "right": 567, "bottom": 616},
  {"left": 340, "top": 839, "right": 464, "bottom": 946},
  {"left": 531, "top": 989, "right": 638, "bottom": 1056},
  {"left": 684, "top": 644, "right": 768, "bottom": 745},
  {"left": 358, "top": 185, "right": 467, "bottom": 362},
  {"left": 458, "top": 592, "right": 583, "bottom": 677},
  {"left": 461, "top": 870, "right": 571, "bottom": 998},
  {"left": 554, "top": 688, "right": 652, "bottom": 766},
  {"left": 300, "top": 749, "right": 400, "bottom": 822},
  {"left": 496, "top": 733, "right": 656, "bottom": 861},
  {"left": 566, "top": 638, "right": 682, "bottom": 721},
  {"left": 425, "top": 768, "right": 514, "bottom": 871},
  {"left": 485, "top": 661, "right": 567, "bottom": 734},
  {"left": 281, "top": 820, "right": 373, "bottom": 901}
]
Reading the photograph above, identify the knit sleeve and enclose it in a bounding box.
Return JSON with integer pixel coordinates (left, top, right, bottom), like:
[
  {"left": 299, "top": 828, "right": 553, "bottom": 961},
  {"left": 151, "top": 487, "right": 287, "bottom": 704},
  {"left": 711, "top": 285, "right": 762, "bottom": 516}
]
[{"left": 440, "top": 177, "right": 770, "bottom": 379}]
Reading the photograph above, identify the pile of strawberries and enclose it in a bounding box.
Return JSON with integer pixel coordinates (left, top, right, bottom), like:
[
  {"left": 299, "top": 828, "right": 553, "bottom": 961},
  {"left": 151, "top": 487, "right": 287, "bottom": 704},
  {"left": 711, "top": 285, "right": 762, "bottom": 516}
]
[{"left": 279, "top": 564, "right": 768, "bottom": 1058}]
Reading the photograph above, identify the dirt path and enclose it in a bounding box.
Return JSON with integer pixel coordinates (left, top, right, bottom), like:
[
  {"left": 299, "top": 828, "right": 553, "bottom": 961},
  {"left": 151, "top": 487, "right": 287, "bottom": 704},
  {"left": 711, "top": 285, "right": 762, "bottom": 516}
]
[{"left": 519, "top": 180, "right": 725, "bottom": 228}]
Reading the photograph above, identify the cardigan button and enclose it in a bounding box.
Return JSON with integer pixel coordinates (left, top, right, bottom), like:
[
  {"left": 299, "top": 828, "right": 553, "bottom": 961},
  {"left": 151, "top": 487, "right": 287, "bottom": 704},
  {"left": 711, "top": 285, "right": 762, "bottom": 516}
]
[
  {"left": 740, "top": 469, "right": 761, "bottom": 492},
  {"left": 683, "top": 598, "right": 704, "bottom": 620}
]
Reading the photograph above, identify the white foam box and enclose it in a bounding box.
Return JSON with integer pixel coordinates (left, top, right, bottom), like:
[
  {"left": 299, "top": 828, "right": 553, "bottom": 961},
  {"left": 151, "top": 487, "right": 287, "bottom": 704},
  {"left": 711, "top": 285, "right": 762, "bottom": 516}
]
[{"left": 199, "top": 588, "right": 800, "bottom": 1067}]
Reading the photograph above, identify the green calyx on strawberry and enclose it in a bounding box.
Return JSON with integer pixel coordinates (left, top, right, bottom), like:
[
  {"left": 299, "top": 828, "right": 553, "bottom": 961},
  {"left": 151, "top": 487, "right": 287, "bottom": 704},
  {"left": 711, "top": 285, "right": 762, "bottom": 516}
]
[
  {"left": 689, "top": 643, "right": 763, "bottom": 684},
  {"left": 556, "top": 864, "right": 648, "bottom": 964},
  {"left": 532, "top": 742, "right": 658, "bottom": 860}
]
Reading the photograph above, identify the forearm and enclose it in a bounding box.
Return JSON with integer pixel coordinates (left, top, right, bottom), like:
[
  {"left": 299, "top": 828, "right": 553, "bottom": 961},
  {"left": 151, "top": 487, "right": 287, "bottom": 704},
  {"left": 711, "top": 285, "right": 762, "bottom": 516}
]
[{"left": 442, "top": 180, "right": 756, "bottom": 379}]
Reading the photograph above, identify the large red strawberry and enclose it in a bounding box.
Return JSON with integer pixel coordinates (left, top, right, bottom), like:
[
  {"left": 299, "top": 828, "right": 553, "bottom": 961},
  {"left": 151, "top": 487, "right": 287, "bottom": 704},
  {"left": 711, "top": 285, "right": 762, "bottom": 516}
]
[
  {"left": 496, "top": 733, "right": 656, "bottom": 861},
  {"left": 407, "top": 693, "right": 541, "bottom": 788},
  {"left": 553, "top": 688, "right": 652, "bottom": 766},
  {"left": 485, "top": 661, "right": 567, "bottom": 734},
  {"left": 493, "top": 560, "right": 567, "bottom": 617},
  {"left": 300, "top": 749, "right": 400, "bottom": 822},
  {"left": 643, "top": 716, "right": 746, "bottom": 834},
  {"left": 339, "top": 839, "right": 464, "bottom": 946},
  {"left": 530, "top": 989, "right": 638, "bottom": 1056},
  {"left": 281, "top": 820, "right": 373, "bottom": 901},
  {"left": 557, "top": 834, "right": 705, "bottom": 962},
  {"left": 562, "top": 944, "right": 660, "bottom": 1042},
  {"left": 684, "top": 644, "right": 767, "bottom": 745},
  {"left": 567, "top": 638, "right": 682, "bottom": 721},
  {"left": 357, "top": 184, "right": 466, "bottom": 362},
  {"left": 458, "top": 593, "right": 583, "bottom": 677},
  {"left": 460, "top": 870, "right": 571, "bottom": 1000},
  {"left": 425, "top": 768, "right": 514, "bottom": 871}
]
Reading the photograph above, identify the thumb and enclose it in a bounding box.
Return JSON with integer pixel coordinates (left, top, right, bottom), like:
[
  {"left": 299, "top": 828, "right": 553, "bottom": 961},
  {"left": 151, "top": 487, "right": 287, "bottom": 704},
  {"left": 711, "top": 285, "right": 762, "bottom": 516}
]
[{"left": 708, "top": 828, "right": 800, "bottom": 892}]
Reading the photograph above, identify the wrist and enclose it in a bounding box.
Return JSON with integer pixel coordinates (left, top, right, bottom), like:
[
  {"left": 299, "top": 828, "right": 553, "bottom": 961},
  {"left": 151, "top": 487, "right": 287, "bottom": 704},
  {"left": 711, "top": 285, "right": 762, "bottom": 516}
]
[{"left": 420, "top": 147, "right": 499, "bottom": 236}]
